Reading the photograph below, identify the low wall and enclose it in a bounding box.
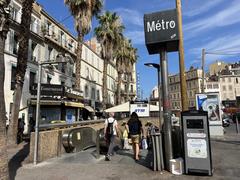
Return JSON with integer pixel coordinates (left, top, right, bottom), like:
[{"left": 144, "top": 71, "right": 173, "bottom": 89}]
[{"left": 27, "top": 117, "right": 160, "bottom": 163}]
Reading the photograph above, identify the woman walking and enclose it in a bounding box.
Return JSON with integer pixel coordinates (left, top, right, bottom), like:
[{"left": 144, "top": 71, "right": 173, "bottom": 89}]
[{"left": 126, "top": 112, "right": 143, "bottom": 160}]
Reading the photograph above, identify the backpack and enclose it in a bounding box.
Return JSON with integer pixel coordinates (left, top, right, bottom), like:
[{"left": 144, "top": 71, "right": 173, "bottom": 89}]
[
  {"left": 106, "top": 118, "right": 115, "bottom": 136},
  {"left": 128, "top": 121, "right": 141, "bottom": 135}
]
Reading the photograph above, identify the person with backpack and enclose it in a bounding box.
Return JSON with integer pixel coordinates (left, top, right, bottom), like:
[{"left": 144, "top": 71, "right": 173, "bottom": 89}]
[
  {"left": 104, "top": 112, "right": 118, "bottom": 161},
  {"left": 126, "top": 112, "right": 144, "bottom": 161}
]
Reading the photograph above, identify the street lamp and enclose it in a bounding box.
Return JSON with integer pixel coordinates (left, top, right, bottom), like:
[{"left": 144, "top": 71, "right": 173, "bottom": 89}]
[
  {"left": 33, "top": 54, "right": 67, "bottom": 165},
  {"left": 144, "top": 63, "right": 162, "bottom": 131}
]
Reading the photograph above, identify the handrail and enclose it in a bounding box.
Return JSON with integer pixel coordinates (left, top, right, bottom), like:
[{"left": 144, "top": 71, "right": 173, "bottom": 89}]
[{"left": 39, "top": 119, "right": 105, "bottom": 131}]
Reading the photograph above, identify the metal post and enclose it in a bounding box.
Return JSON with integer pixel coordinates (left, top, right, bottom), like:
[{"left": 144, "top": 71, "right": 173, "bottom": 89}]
[
  {"left": 160, "top": 48, "right": 173, "bottom": 171},
  {"left": 33, "top": 63, "right": 42, "bottom": 165},
  {"left": 176, "top": 0, "right": 188, "bottom": 111},
  {"left": 157, "top": 68, "right": 162, "bottom": 130},
  {"left": 201, "top": 49, "right": 205, "bottom": 93}
]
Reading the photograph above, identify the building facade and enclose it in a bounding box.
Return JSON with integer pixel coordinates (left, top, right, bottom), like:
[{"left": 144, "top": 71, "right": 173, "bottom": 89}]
[{"left": 4, "top": 0, "right": 136, "bottom": 133}]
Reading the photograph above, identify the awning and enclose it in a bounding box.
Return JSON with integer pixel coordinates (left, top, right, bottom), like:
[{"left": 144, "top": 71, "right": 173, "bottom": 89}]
[
  {"left": 105, "top": 102, "right": 130, "bottom": 112},
  {"left": 64, "top": 101, "right": 84, "bottom": 108},
  {"left": 84, "top": 105, "right": 95, "bottom": 112}
]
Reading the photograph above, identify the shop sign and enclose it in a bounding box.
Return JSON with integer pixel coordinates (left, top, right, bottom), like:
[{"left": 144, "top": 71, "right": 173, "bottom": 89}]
[{"left": 31, "top": 84, "right": 64, "bottom": 96}]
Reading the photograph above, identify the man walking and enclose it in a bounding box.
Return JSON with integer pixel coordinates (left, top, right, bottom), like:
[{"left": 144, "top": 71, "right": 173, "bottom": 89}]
[{"left": 104, "top": 112, "right": 118, "bottom": 161}]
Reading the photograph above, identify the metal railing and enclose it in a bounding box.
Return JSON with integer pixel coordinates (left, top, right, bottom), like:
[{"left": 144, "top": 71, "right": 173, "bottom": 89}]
[{"left": 39, "top": 119, "right": 105, "bottom": 131}]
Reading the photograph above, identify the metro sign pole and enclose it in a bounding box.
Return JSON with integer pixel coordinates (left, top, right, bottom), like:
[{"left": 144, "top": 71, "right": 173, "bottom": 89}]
[{"left": 144, "top": 9, "right": 179, "bottom": 171}]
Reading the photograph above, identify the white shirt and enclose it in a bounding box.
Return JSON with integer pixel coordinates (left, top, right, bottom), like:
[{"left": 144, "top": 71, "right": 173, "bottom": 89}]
[{"left": 105, "top": 117, "right": 118, "bottom": 135}]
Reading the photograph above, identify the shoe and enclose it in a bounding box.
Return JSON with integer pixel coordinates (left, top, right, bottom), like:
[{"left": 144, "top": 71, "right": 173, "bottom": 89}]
[{"left": 105, "top": 154, "right": 111, "bottom": 161}]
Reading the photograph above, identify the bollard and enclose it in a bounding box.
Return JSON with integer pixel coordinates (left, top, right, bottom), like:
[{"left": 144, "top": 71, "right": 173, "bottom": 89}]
[{"left": 151, "top": 132, "right": 164, "bottom": 171}]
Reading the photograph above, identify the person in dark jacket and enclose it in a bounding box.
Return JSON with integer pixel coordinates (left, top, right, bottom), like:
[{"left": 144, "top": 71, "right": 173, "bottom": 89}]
[{"left": 126, "top": 112, "right": 143, "bottom": 160}]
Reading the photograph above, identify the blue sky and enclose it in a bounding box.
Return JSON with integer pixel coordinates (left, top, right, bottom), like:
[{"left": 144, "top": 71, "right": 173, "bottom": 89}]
[{"left": 38, "top": 0, "right": 240, "bottom": 98}]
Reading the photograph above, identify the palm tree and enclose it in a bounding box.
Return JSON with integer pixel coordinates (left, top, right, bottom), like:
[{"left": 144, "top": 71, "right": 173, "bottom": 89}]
[
  {"left": 114, "top": 36, "right": 128, "bottom": 105},
  {"left": 95, "top": 11, "right": 124, "bottom": 110},
  {"left": 0, "top": 0, "right": 11, "bottom": 178},
  {"left": 64, "top": 0, "right": 103, "bottom": 91},
  {"left": 125, "top": 41, "right": 138, "bottom": 101},
  {"left": 8, "top": 0, "right": 35, "bottom": 146}
]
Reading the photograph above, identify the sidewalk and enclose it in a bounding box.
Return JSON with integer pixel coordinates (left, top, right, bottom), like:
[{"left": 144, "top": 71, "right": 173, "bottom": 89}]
[{"left": 13, "top": 132, "right": 240, "bottom": 180}]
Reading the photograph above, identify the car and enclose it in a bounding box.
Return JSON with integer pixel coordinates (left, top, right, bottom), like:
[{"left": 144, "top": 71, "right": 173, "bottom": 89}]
[{"left": 222, "top": 118, "right": 230, "bottom": 127}]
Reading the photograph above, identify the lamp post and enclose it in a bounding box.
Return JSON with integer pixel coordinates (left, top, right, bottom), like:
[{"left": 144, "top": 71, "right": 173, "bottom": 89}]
[
  {"left": 144, "top": 63, "right": 162, "bottom": 130},
  {"left": 33, "top": 55, "right": 67, "bottom": 165}
]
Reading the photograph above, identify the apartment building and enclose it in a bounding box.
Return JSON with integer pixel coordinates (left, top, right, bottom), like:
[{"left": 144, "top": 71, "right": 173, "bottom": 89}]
[
  {"left": 150, "top": 67, "right": 202, "bottom": 110},
  {"left": 4, "top": 0, "right": 131, "bottom": 132},
  {"left": 86, "top": 38, "right": 137, "bottom": 105}
]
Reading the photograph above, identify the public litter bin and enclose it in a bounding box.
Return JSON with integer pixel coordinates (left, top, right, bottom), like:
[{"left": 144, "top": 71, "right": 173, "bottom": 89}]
[
  {"left": 181, "top": 110, "right": 213, "bottom": 176},
  {"left": 151, "top": 132, "right": 164, "bottom": 171}
]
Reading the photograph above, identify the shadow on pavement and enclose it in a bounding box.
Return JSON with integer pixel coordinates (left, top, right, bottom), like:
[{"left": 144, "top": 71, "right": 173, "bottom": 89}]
[
  {"left": 117, "top": 149, "right": 153, "bottom": 169},
  {"left": 8, "top": 143, "right": 30, "bottom": 180}
]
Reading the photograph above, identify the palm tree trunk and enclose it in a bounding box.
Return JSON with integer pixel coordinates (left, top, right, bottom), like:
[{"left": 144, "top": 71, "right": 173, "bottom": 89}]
[
  {"left": 0, "top": 33, "right": 9, "bottom": 180},
  {"left": 75, "top": 33, "right": 82, "bottom": 91},
  {"left": 102, "top": 60, "right": 108, "bottom": 110},
  {"left": 116, "top": 71, "right": 122, "bottom": 105},
  {"left": 126, "top": 73, "right": 130, "bottom": 101},
  {"left": 8, "top": 0, "right": 34, "bottom": 146},
  {"left": 0, "top": 0, "right": 11, "bottom": 178}
]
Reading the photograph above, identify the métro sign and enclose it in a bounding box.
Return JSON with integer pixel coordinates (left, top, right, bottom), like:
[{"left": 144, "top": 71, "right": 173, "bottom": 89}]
[{"left": 144, "top": 9, "right": 179, "bottom": 54}]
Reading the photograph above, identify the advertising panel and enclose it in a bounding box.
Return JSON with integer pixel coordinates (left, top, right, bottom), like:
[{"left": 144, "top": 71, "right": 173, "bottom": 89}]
[
  {"left": 130, "top": 101, "right": 150, "bottom": 117},
  {"left": 196, "top": 93, "right": 222, "bottom": 124}
]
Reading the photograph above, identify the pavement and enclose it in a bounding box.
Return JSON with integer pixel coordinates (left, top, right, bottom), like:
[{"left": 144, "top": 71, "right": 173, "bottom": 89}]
[{"left": 10, "top": 124, "right": 240, "bottom": 180}]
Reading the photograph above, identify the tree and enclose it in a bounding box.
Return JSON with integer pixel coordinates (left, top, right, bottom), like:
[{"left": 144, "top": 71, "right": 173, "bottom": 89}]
[
  {"left": 0, "top": 0, "right": 11, "bottom": 179},
  {"left": 114, "top": 36, "right": 128, "bottom": 105},
  {"left": 125, "top": 41, "right": 138, "bottom": 101},
  {"left": 64, "top": 0, "right": 102, "bottom": 91},
  {"left": 95, "top": 11, "right": 124, "bottom": 110},
  {"left": 8, "top": 0, "right": 35, "bottom": 146}
]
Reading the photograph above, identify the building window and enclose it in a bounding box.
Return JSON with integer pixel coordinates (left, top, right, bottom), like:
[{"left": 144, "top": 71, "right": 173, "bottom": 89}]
[
  {"left": 11, "top": 65, "right": 16, "bottom": 90},
  {"left": 85, "top": 85, "right": 89, "bottom": 98},
  {"left": 236, "top": 78, "right": 238, "bottom": 84},
  {"left": 91, "top": 87, "right": 95, "bottom": 99},
  {"left": 47, "top": 75, "right": 51, "bottom": 84},
  {"left": 228, "top": 77, "right": 231, "bottom": 82},
  {"left": 213, "top": 84, "right": 219, "bottom": 89},
  {"left": 207, "top": 84, "right": 212, "bottom": 89},
  {"left": 29, "top": 72, "right": 36, "bottom": 90},
  {"left": 96, "top": 90, "right": 100, "bottom": 101},
  {"left": 229, "top": 85, "right": 232, "bottom": 91},
  {"left": 222, "top": 85, "right": 226, "bottom": 91},
  {"left": 130, "top": 85, "right": 133, "bottom": 93},
  {"left": 222, "top": 77, "right": 225, "bottom": 82}
]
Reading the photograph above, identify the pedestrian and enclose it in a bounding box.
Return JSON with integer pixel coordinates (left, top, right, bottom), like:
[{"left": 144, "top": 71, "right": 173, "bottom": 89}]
[
  {"left": 126, "top": 112, "right": 144, "bottom": 161},
  {"left": 104, "top": 112, "right": 118, "bottom": 161},
  {"left": 17, "top": 118, "right": 25, "bottom": 144},
  {"left": 122, "top": 121, "right": 130, "bottom": 150}
]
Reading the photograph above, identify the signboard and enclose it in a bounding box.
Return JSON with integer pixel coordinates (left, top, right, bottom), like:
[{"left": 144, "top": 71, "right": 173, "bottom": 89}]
[
  {"left": 144, "top": 9, "right": 179, "bottom": 54},
  {"left": 187, "top": 139, "right": 207, "bottom": 158},
  {"left": 130, "top": 101, "right": 150, "bottom": 117},
  {"left": 196, "top": 93, "right": 222, "bottom": 124},
  {"left": 31, "top": 84, "right": 64, "bottom": 96}
]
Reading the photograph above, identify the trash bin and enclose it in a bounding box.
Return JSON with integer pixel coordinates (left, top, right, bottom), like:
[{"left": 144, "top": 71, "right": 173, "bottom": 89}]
[{"left": 151, "top": 132, "right": 164, "bottom": 171}]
